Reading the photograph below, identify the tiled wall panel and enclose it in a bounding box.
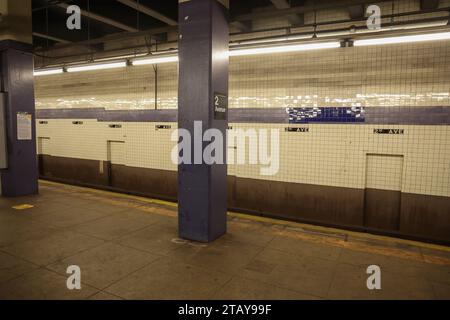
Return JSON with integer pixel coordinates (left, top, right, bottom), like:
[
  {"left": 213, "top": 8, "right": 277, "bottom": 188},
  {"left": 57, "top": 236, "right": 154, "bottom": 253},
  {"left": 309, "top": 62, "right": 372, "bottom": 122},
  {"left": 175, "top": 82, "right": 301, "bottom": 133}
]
[
  {"left": 36, "top": 121, "right": 450, "bottom": 198},
  {"left": 366, "top": 154, "right": 404, "bottom": 191},
  {"left": 36, "top": 42, "right": 450, "bottom": 110}
]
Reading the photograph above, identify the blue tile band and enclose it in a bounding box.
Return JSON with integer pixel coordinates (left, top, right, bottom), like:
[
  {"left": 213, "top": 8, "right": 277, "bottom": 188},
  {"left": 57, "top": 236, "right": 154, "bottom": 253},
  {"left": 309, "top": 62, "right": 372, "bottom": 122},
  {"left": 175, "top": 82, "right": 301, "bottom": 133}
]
[
  {"left": 36, "top": 106, "right": 450, "bottom": 125},
  {"left": 287, "top": 107, "right": 365, "bottom": 123}
]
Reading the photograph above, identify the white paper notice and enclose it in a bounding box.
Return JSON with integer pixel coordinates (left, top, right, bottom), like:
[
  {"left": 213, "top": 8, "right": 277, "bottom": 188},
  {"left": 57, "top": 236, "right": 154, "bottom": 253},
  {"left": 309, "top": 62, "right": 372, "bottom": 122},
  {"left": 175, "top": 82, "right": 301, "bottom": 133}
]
[{"left": 17, "top": 113, "right": 32, "bottom": 141}]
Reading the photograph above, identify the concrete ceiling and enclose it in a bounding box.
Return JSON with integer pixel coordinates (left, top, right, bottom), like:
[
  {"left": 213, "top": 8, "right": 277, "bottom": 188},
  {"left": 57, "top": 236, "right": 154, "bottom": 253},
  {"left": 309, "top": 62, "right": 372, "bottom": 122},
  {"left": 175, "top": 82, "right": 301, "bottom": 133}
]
[{"left": 31, "top": 0, "right": 307, "bottom": 48}]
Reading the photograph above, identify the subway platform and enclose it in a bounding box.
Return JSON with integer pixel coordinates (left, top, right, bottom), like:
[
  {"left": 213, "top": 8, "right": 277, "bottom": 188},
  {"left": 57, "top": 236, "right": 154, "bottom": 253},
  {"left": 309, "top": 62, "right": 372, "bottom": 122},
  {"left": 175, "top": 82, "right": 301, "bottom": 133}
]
[{"left": 0, "top": 181, "right": 449, "bottom": 300}]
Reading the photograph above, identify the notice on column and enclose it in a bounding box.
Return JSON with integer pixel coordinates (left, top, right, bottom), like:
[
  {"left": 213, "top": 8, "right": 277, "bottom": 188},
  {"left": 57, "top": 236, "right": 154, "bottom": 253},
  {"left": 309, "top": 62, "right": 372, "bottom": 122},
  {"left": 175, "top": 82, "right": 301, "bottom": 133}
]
[{"left": 17, "top": 112, "right": 32, "bottom": 141}]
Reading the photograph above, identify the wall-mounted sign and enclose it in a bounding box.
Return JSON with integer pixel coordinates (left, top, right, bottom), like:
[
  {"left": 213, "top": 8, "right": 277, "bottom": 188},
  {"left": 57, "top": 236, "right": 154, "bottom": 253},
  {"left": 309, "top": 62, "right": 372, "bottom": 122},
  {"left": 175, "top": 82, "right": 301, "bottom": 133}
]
[
  {"left": 285, "top": 127, "right": 309, "bottom": 132},
  {"left": 214, "top": 93, "right": 228, "bottom": 120},
  {"left": 17, "top": 112, "right": 32, "bottom": 141},
  {"left": 155, "top": 125, "right": 172, "bottom": 130},
  {"left": 373, "top": 129, "right": 404, "bottom": 135}
]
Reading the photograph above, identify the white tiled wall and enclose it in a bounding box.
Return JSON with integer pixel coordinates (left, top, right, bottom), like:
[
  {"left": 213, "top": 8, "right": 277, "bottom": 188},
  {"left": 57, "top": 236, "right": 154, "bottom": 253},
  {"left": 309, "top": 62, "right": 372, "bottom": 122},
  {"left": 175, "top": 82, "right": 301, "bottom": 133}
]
[
  {"left": 36, "top": 40, "right": 450, "bottom": 110},
  {"left": 35, "top": 64, "right": 178, "bottom": 110},
  {"left": 229, "top": 41, "right": 450, "bottom": 109},
  {"left": 366, "top": 154, "right": 404, "bottom": 191},
  {"left": 36, "top": 120, "right": 177, "bottom": 171},
  {"left": 36, "top": 121, "right": 450, "bottom": 198}
]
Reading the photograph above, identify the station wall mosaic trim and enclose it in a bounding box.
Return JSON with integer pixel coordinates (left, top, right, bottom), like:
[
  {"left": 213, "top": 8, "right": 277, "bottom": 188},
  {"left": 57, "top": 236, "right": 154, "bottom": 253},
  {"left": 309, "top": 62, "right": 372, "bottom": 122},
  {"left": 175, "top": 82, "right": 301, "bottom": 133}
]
[{"left": 36, "top": 106, "right": 450, "bottom": 125}]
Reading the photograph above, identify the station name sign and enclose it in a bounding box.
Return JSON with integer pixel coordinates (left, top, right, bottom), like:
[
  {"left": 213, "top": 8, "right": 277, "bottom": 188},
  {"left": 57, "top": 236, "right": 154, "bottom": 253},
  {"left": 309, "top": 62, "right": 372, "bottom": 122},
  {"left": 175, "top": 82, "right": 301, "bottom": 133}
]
[
  {"left": 373, "top": 128, "right": 404, "bottom": 135},
  {"left": 285, "top": 127, "right": 309, "bottom": 132},
  {"left": 214, "top": 93, "right": 228, "bottom": 120}
]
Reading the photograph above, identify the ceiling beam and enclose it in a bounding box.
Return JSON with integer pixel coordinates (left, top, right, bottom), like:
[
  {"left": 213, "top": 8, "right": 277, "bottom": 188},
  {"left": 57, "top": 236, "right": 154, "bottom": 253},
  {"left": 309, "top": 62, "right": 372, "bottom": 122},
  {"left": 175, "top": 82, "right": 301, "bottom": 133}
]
[
  {"left": 230, "top": 20, "right": 252, "bottom": 32},
  {"left": 33, "top": 32, "right": 72, "bottom": 44},
  {"left": 32, "top": 0, "right": 73, "bottom": 12},
  {"left": 117, "top": 0, "right": 177, "bottom": 26},
  {"left": 348, "top": 4, "right": 364, "bottom": 19},
  {"left": 57, "top": 3, "right": 138, "bottom": 32},
  {"left": 234, "top": 0, "right": 393, "bottom": 22},
  {"left": 420, "top": 0, "right": 440, "bottom": 10},
  {"left": 34, "top": 25, "right": 177, "bottom": 53},
  {"left": 270, "top": 0, "right": 304, "bottom": 26}
]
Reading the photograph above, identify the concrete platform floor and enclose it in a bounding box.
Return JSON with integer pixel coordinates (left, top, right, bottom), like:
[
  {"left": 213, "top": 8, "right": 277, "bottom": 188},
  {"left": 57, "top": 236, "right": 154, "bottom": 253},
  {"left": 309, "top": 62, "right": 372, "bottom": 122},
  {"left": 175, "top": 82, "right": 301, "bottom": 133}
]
[{"left": 0, "top": 181, "right": 449, "bottom": 300}]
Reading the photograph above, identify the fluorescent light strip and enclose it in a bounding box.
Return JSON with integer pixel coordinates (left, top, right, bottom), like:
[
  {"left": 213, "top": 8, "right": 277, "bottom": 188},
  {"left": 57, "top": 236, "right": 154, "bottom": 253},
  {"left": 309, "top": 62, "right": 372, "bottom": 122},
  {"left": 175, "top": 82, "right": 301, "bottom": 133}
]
[
  {"left": 33, "top": 68, "right": 63, "bottom": 76},
  {"left": 229, "top": 41, "right": 341, "bottom": 57},
  {"left": 354, "top": 31, "right": 450, "bottom": 46},
  {"left": 132, "top": 55, "right": 179, "bottom": 66},
  {"left": 230, "top": 34, "right": 313, "bottom": 46},
  {"left": 66, "top": 61, "right": 127, "bottom": 73}
]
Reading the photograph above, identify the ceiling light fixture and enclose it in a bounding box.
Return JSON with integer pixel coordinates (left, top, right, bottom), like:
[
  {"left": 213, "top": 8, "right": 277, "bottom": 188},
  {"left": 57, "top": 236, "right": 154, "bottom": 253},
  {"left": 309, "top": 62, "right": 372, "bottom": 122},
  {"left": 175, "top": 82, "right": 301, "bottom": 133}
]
[
  {"left": 131, "top": 55, "right": 179, "bottom": 66},
  {"left": 66, "top": 61, "right": 127, "bottom": 73},
  {"left": 229, "top": 41, "right": 341, "bottom": 57},
  {"left": 33, "top": 68, "right": 63, "bottom": 76},
  {"left": 354, "top": 31, "right": 450, "bottom": 46}
]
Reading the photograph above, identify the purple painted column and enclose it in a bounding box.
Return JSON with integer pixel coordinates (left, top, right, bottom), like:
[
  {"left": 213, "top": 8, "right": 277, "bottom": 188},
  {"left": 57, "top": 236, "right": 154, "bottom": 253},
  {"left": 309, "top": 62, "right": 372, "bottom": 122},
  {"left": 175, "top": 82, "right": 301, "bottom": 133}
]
[
  {"left": 0, "top": 40, "right": 39, "bottom": 197},
  {"left": 178, "top": 0, "right": 229, "bottom": 242}
]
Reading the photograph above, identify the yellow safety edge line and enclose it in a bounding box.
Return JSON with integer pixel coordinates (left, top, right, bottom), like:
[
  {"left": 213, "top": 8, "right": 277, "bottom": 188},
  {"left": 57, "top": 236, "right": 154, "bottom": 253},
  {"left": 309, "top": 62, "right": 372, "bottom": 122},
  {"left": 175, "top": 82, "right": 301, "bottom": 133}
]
[
  {"left": 12, "top": 204, "right": 35, "bottom": 210},
  {"left": 40, "top": 179, "right": 450, "bottom": 253}
]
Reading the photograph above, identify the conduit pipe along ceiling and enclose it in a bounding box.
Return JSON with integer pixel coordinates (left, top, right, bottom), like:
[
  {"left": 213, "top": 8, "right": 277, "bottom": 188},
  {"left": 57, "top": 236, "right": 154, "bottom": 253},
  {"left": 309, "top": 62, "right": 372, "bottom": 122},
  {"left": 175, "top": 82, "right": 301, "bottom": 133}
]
[{"left": 33, "top": 31, "right": 450, "bottom": 76}]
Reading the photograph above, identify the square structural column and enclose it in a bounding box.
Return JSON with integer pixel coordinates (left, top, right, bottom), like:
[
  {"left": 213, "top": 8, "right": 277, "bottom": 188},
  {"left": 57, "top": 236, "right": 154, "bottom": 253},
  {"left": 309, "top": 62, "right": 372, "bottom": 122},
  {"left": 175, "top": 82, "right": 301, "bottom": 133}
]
[
  {"left": 178, "top": 0, "right": 229, "bottom": 242},
  {"left": 0, "top": 41, "right": 39, "bottom": 197}
]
